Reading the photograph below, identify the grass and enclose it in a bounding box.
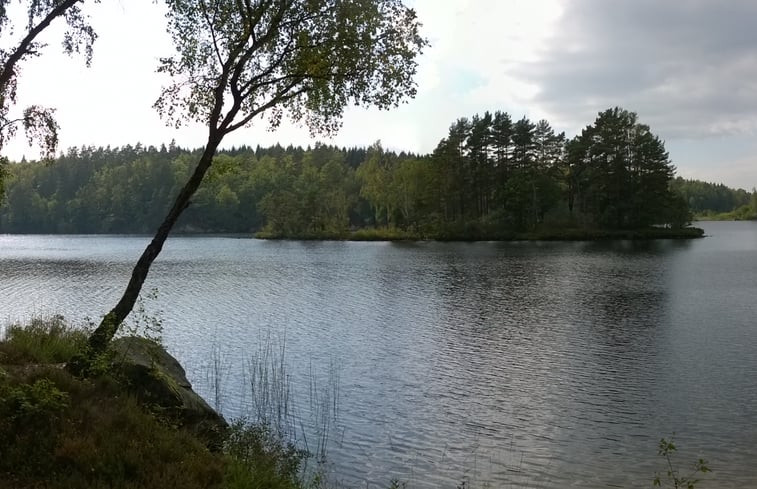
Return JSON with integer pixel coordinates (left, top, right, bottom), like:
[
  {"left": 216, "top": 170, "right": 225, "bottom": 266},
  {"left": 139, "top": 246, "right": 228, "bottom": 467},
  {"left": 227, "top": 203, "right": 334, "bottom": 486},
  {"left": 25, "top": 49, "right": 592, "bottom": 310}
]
[
  {"left": 350, "top": 225, "right": 705, "bottom": 241},
  {"left": 514, "top": 226, "right": 706, "bottom": 240},
  {"left": 0, "top": 317, "right": 319, "bottom": 489},
  {"left": 255, "top": 225, "right": 705, "bottom": 242},
  {"left": 349, "top": 227, "right": 424, "bottom": 241},
  {"left": 255, "top": 229, "right": 350, "bottom": 240},
  {"left": 0, "top": 315, "right": 89, "bottom": 364},
  {"left": 695, "top": 204, "right": 757, "bottom": 221}
]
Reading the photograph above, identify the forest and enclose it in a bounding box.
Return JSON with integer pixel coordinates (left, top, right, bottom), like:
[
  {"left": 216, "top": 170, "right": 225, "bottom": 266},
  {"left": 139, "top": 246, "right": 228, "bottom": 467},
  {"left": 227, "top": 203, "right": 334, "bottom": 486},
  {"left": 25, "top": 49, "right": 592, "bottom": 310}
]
[
  {"left": 671, "top": 177, "right": 757, "bottom": 220},
  {"left": 0, "top": 107, "right": 734, "bottom": 239}
]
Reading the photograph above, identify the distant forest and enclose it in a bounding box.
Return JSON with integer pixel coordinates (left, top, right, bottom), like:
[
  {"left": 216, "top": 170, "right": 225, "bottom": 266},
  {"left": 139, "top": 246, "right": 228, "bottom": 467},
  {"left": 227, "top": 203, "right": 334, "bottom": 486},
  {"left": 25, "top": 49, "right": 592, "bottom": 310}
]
[
  {"left": 671, "top": 177, "right": 757, "bottom": 220},
  {"left": 1, "top": 108, "right": 750, "bottom": 237}
]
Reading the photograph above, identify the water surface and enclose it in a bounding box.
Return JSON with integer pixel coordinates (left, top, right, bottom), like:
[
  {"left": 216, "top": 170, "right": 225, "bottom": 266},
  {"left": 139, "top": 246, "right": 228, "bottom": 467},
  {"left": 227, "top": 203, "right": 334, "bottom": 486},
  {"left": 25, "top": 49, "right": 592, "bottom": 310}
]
[{"left": 1, "top": 221, "right": 756, "bottom": 488}]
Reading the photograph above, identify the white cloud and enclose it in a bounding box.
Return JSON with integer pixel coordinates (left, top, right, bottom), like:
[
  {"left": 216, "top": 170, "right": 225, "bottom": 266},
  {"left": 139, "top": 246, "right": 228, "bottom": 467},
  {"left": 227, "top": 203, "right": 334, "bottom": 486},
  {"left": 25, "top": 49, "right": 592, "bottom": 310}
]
[{"left": 3, "top": 0, "right": 756, "bottom": 189}]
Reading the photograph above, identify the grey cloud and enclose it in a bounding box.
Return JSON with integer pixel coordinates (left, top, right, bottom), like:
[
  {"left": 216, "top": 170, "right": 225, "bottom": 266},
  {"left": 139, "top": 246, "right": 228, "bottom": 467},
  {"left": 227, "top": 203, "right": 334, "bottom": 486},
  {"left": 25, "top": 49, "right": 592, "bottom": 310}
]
[{"left": 519, "top": 0, "right": 757, "bottom": 139}]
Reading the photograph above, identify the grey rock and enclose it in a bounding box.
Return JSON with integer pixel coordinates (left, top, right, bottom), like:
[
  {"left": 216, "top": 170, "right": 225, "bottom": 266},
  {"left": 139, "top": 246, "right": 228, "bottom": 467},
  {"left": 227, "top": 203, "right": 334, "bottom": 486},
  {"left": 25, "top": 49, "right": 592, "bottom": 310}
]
[{"left": 110, "top": 336, "right": 227, "bottom": 449}]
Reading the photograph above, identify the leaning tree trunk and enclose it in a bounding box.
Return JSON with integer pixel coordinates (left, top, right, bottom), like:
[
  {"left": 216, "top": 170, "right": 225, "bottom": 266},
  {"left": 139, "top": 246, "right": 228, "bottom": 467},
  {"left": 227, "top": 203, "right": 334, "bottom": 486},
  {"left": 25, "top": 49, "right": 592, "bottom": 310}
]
[{"left": 87, "top": 134, "right": 223, "bottom": 357}]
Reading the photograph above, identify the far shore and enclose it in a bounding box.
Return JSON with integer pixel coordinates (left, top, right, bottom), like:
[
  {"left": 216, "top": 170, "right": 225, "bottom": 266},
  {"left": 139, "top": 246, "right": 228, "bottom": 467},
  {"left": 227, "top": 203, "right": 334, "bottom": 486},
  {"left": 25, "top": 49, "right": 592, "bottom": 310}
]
[
  {"left": 254, "top": 226, "right": 706, "bottom": 242},
  {"left": 0, "top": 226, "right": 708, "bottom": 241}
]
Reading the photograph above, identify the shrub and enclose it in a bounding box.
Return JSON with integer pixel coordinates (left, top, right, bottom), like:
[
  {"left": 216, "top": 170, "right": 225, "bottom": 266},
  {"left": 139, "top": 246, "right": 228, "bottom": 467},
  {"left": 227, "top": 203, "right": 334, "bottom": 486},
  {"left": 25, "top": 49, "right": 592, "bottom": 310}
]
[
  {"left": 0, "top": 318, "right": 319, "bottom": 489},
  {"left": 224, "top": 420, "right": 315, "bottom": 489},
  {"left": 654, "top": 436, "right": 711, "bottom": 489},
  {"left": 0, "top": 377, "right": 70, "bottom": 475},
  {"left": 0, "top": 315, "right": 89, "bottom": 364}
]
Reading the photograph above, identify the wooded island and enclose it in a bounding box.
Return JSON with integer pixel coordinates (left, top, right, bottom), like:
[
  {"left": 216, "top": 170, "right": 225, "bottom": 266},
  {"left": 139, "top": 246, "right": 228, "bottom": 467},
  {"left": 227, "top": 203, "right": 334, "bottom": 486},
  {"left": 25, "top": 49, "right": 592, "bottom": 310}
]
[{"left": 1, "top": 107, "right": 730, "bottom": 240}]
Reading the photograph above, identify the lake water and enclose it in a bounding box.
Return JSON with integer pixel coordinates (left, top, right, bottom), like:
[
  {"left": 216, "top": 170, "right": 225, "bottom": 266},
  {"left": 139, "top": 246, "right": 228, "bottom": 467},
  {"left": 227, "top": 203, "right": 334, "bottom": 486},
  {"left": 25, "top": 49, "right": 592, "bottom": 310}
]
[{"left": 1, "top": 221, "right": 756, "bottom": 488}]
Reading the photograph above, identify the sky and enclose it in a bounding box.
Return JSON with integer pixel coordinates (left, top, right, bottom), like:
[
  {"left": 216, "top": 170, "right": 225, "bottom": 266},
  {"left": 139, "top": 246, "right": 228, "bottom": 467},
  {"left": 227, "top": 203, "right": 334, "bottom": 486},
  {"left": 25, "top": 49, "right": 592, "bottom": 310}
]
[{"left": 5, "top": 0, "right": 757, "bottom": 190}]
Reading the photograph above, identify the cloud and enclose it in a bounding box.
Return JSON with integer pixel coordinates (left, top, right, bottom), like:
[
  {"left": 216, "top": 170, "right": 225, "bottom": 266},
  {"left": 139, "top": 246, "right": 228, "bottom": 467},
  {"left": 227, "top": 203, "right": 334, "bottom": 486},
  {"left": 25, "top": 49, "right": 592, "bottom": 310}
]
[
  {"left": 6, "top": 0, "right": 757, "bottom": 192},
  {"left": 518, "top": 0, "right": 757, "bottom": 139}
]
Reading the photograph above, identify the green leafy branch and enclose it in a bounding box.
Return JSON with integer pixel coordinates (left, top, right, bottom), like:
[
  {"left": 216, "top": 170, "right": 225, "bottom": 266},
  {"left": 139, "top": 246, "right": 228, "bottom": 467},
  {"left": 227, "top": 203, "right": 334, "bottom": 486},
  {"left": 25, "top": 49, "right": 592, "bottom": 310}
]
[{"left": 653, "top": 436, "right": 711, "bottom": 489}]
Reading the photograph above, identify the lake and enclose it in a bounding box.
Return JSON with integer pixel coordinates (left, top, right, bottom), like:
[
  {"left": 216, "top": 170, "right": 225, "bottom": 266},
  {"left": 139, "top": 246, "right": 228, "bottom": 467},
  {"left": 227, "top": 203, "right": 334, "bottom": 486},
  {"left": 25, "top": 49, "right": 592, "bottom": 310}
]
[{"left": 1, "top": 221, "right": 756, "bottom": 488}]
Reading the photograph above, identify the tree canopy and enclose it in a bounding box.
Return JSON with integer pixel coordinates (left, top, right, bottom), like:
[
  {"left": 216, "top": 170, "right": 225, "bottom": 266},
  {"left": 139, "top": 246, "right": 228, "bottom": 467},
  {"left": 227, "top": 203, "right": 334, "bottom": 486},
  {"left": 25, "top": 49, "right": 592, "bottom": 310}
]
[
  {"left": 2, "top": 107, "right": 714, "bottom": 239},
  {"left": 155, "top": 0, "right": 426, "bottom": 137},
  {"left": 671, "top": 177, "right": 753, "bottom": 215},
  {"left": 566, "top": 107, "right": 681, "bottom": 229},
  {"left": 0, "top": 0, "right": 97, "bottom": 200}
]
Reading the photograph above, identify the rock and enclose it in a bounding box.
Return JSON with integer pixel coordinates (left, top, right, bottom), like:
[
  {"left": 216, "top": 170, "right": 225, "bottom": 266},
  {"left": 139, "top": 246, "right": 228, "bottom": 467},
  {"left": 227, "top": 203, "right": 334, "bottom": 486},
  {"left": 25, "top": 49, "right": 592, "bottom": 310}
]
[{"left": 110, "top": 336, "right": 227, "bottom": 449}]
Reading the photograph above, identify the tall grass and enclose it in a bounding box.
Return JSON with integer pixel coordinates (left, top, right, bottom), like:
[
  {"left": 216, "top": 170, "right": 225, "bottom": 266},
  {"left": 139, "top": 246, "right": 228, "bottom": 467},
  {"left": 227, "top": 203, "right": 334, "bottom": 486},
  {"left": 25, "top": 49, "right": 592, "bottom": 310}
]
[
  {"left": 305, "top": 358, "right": 341, "bottom": 462},
  {"left": 0, "top": 317, "right": 326, "bottom": 489},
  {"left": 211, "top": 331, "right": 342, "bottom": 485},
  {"left": 207, "top": 341, "right": 231, "bottom": 413},
  {"left": 0, "top": 315, "right": 89, "bottom": 364},
  {"left": 245, "top": 333, "right": 295, "bottom": 439}
]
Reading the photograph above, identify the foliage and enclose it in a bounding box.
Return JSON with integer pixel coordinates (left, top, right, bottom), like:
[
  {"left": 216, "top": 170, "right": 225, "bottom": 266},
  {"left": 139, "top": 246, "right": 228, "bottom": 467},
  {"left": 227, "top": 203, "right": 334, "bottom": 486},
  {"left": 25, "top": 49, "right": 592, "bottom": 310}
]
[
  {"left": 0, "top": 144, "right": 360, "bottom": 234},
  {"left": 653, "top": 436, "right": 711, "bottom": 489},
  {"left": 670, "top": 177, "right": 753, "bottom": 216},
  {"left": 0, "top": 0, "right": 98, "bottom": 165},
  {"left": 254, "top": 145, "right": 357, "bottom": 237},
  {"left": 428, "top": 112, "right": 566, "bottom": 230},
  {"left": 0, "top": 375, "right": 71, "bottom": 476},
  {"left": 155, "top": 0, "right": 427, "bottom": 135},
  {"left": 0, "top": 366, "right": 223, "bottom": 488},
  {"left": 0, "top": 315, "right": 89, "bottom": 364},
  {"left": 695, "top": 203, "right": 757, "bottom": 221},
  {"left": 0, "top": 109, "right": 709, "bottom": 241},
  {"left": 0, "top": 319, "right": 321, "bottom": 489},
  {"left": 83, "top": 0, "right": 428, "bottom": 357},
  {"left": 0, "top": 135, "right": 707, "bottom": 239},
  {"left": 350, "top": 226, "right": 421, "bottom": 240},
  {"left": 224, "top": 421, "right": 315, "bottom": 489},
  {"left": 566, "top": 107, "right": 677, "bottom": 229},
  {"left": 117, "top": 289, "right": 165, "bottom": 344},
  {"left": 0, "top": 151, "right": 6, "bottom": 200},
  {"left": 666, "top": 191, "right": 693, "bottom": 229}
]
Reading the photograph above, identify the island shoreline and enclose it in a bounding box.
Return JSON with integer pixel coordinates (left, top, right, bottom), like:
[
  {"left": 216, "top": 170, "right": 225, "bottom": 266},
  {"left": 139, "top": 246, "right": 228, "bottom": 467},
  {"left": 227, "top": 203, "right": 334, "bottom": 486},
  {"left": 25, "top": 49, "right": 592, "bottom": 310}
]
[{"left": 254, "top": 226, "right": 706, "bottom": 242}]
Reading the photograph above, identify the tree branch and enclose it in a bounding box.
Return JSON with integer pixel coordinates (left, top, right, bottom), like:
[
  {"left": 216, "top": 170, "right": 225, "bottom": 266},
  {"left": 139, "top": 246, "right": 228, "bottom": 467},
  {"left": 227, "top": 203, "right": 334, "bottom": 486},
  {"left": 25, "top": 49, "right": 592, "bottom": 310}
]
[
  {"left": 199, "top": 0, "right": 225, "bottom": 69},
  {"left": 224, "top": 81, "right": 307, "bottom": 133},
  {"left": 0, "top": 0, "right": 82, "bottom": 94}
]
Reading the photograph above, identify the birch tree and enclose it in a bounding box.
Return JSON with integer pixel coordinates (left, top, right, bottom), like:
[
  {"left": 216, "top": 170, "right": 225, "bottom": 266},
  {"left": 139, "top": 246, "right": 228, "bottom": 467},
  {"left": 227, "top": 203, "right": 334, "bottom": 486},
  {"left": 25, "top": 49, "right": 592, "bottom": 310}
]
[{"left": 86, "top": 0, "right": 427, "bottom": 357}]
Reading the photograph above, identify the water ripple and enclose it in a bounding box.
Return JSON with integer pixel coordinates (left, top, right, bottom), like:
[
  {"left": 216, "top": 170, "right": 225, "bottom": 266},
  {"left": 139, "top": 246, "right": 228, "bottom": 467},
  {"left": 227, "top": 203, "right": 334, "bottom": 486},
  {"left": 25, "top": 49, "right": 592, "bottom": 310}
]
[{"left": 1, "top": 225, "right": 757, "bottom": 487}]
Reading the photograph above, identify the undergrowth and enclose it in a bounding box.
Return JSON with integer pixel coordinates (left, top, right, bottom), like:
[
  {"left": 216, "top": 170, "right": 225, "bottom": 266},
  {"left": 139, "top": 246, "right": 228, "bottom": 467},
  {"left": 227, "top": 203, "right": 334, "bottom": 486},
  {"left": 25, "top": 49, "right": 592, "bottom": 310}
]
[
  {"left": 0, "top": 316, "right": 318, "bottom": 489},
  {"left": 0, "top": 315, "right": 89, "bottom": 364}
]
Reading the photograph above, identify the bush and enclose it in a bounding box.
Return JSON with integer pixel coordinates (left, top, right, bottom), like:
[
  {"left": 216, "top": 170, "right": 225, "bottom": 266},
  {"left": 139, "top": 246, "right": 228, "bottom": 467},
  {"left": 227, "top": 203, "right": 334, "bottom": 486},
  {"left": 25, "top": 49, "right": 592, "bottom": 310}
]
[
  {"left": 0, "top": 316, "right": 89, "bottom": 364},
  {"left": 0, "top": 377, "right": 70, "bottom": 476},
  {"left": 0, "top": 365, "right": 225, "bottom": 488},
  {"left": 0, "top": 318, "right": 318, "bottom": 489},
  {"left": 224, "top": 420, "right": 315, "bottom": 489},
  {"left": 350, "top": 227, "right": 420, "bottom": 241}
]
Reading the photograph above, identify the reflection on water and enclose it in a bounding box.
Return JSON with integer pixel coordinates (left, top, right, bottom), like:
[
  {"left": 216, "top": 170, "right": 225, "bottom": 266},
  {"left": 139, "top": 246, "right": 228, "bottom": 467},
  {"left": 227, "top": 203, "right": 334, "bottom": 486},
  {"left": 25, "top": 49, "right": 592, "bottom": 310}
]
[{"left": 1, "top": 223, "right": 756, "bottom": 488}]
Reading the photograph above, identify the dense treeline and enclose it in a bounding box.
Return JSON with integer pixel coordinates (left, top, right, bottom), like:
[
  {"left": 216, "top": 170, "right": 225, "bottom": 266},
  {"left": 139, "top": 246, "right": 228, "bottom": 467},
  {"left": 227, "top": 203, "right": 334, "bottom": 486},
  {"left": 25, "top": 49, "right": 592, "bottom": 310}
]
[
  {"left": 0, "top": 143, "right": 351, "bottom": 234},
  {"left": 671, "top": 177, "right": 757, "bottom": 219},
  {"left": 0, "top": 142, "right": 382, "bottom": 234},
  {"left": 0, "top": 108, "right": 707, "bottom": 237}
]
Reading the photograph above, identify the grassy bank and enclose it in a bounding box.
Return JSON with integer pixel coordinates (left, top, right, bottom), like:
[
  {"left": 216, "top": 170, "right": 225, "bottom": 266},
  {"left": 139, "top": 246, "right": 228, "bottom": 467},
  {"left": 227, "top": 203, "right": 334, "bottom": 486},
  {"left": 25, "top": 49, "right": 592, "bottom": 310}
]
[
  {"left": 0, "top": 318, "right": 316, "bottom": 489},
  {"left": 694, "top": 206, "right": 757, "bottom": 221},
  {"left": 256, "top": 226, "right": 705, "bottom": 242}
]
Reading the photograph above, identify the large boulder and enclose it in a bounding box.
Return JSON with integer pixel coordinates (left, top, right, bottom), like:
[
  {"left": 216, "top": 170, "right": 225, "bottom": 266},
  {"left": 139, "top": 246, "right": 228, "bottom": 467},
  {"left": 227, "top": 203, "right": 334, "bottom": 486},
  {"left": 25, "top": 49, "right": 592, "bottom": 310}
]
[{"left": 110, "top": 336, "right": 227, "bottom": 449}]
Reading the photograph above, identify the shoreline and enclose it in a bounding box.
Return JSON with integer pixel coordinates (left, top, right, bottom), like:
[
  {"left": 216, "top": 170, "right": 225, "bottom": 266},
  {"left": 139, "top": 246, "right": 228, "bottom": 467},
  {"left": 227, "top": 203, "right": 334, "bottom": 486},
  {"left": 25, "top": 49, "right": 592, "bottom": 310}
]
[
  {"left": 255, "top": 226, "right": 706, "bottom": 242},
  {"left": 0, "top": 227, "right": 707, "bottom": 241}
]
